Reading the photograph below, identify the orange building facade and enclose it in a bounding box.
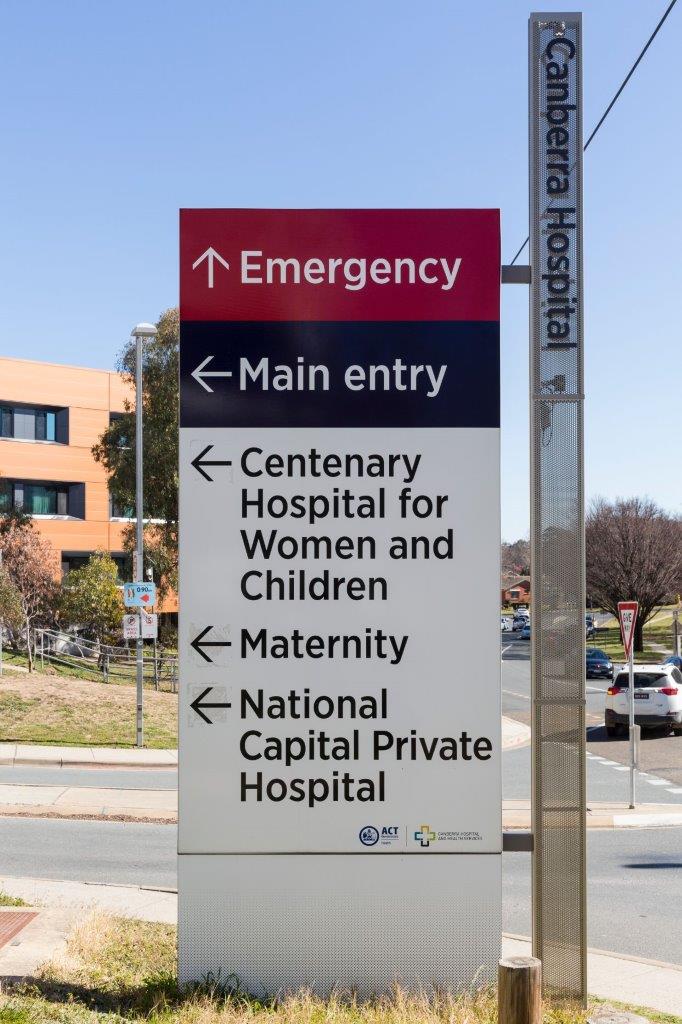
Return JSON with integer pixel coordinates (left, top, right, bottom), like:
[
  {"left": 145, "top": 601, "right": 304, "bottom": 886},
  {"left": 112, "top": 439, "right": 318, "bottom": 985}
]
[{"left": 0, "top": 356, "right": 135, "bottom": 578}]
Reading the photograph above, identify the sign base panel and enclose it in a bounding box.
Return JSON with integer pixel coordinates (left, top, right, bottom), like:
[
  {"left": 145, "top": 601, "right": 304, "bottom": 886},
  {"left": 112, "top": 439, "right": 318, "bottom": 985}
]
[{"left": 178, "top": 853, "right": 501, "bottom": 995}]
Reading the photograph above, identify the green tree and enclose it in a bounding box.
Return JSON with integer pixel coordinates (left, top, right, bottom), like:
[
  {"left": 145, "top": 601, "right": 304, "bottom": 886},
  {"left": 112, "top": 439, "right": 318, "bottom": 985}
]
[
  {"left": 59, "top": 552, "right": 123, "bottom": 645},
  {"left": 92, "top": 308, "right": 178, "bottom": 598}
]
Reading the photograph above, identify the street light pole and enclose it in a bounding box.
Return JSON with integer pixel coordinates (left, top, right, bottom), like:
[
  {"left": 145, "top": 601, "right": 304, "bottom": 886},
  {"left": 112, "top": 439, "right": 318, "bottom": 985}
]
[{"left": 132, "top": 322, "right": 157, "bottom": 748}]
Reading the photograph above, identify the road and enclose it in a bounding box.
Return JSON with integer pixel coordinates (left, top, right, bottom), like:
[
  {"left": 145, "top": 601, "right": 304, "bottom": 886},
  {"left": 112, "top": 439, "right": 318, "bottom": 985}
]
[
  {"left": 1, "top": 807, "right": 680, "bottom": 964},
  {"left": 0, "top": 636, "right": 679, "bottom": 965},
  {"left": 0, "top": 816, "right": 176, "bottom": 889},
  {"left": 0, "top": 766, "right": 177, "bottom": 790},
  {"left": 504, "top": 828, "right": 682, "bottom": 961},
  {"left": 502, "top": 632, "right": 682, "bottom": 789}
]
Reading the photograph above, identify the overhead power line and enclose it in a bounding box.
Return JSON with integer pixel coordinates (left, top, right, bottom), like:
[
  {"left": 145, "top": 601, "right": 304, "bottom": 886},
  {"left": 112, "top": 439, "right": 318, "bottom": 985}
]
[{"left": 509, "top": 0, "right": 678, "bottom": 265}]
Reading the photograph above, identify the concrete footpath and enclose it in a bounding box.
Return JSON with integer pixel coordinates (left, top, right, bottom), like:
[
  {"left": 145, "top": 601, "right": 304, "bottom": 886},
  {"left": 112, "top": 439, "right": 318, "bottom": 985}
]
[{"left": 0, "top": 875, "right": 679, "bottom": 1015}]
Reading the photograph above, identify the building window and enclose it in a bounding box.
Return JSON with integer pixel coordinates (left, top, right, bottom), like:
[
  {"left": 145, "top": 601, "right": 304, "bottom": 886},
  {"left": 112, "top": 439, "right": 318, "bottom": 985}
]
[
  {"left": 0, "top": 403, "right": 67, "bottom": 443},
  {"left": 0, "top": 479, "right": 84, "bottom": 518},
  {"left": 62, "top": 551, "right": 131, "bottom": 581},
  {"left": 110, "top": 494, "right": 134, "bottom": 519}
]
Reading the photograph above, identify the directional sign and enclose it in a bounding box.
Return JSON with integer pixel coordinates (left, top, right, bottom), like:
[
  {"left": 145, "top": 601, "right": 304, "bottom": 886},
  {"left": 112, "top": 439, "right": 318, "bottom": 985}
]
[
  {"left": 122, "top": 614, "right": 140, "bottom": 640},
  {"left": 190, "top": 625, "right": 232, "bottom": 662},
  {"left": 123, "top": 582, "right": 156, "bottom": 607},
  {"left": 190, "top": 685, "right": 232, "bottom": 724},
  {"left": 618, "top": 601, "right": 639, "bottom": 660},
  {"left": 190, "top": 444, "right": 232, "bottom": 481},
  {"left": 192, "top": 246, "right": 230, "bottom": 288},
  {"left": 178, "top": 209, "right": 501, "bottom": 992},
  {"left": 191, "top": 355, "right": 233, "bottom": 393}
]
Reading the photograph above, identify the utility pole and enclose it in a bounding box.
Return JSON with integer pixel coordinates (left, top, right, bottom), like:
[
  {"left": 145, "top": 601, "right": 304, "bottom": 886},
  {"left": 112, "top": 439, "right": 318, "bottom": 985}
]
[
  {"left": 0, "top": 548, "right": 3, "bottom": 678},
  {"left": 131, "top": 322, "right": 157, "bottom": 747}
]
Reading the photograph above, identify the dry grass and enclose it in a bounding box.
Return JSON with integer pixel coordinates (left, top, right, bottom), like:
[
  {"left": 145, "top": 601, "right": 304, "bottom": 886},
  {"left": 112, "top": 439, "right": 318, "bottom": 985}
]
[
  {"left": 0, "top": 912, "right": 652, "bottom": 1024},
  {"left": 0, "top": 672, "right": 177, "bottom": 748},
  {"left": 0, "top": 889, "right": 26, "bottom": 906}
]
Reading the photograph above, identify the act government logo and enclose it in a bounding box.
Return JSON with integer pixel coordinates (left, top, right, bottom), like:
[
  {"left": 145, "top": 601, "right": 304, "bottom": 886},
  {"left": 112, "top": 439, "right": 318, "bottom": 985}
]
[
  {"left": 359, "top": 826, "right": 379, "bottom": 846},
  {"left": 359, "top": 825, "right": 400, "bottom": 847}
]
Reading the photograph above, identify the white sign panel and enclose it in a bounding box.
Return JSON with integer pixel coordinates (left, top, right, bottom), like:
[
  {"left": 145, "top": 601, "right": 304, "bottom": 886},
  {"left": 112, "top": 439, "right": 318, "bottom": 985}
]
[
  {"left": 140, "top": 612, "right": 158, "bottom": 639},
  {"left": 122, "top": 614, "right": 140, "bottom": 640},
  {"left": 179, "top": 209, "right": 501, "bottom": 990}
]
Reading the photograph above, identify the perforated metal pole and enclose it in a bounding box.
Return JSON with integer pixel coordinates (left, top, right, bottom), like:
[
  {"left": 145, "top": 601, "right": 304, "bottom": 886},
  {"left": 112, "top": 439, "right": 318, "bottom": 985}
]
[{"left": 529, "top": 12, "right": 587, "bottom": 1005}]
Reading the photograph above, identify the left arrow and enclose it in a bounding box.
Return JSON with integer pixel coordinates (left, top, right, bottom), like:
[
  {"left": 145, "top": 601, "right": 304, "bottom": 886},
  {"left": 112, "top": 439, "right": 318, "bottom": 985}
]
[
  {"left": 191, "top": 246, "right": 230, "bottom": 288},
  {"left": 190, "top": 686, "right": 232, "bottom": 725},
  {"left": 191, "top": 445, "right": 232, "bottom": 482},
  {"left": 190, "top": 626, "right": 232, "bottom": 664},
  {"left": 191, "top": 355, "right": 233, "bottom": 393}
]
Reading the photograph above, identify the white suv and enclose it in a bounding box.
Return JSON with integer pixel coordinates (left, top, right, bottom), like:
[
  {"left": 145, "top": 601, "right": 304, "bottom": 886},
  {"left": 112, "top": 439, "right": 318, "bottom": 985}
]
[{"left": 605, "top": 663, "right": 682, "bottom": 737}]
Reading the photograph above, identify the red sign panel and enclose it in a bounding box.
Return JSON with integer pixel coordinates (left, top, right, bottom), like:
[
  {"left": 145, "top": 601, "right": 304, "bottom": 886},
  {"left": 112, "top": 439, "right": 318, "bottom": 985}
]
[
  {"left": 180, "top": 208, "right": 500, "bottom": 323},
  {"left": 617, "top": 601, "right": 639, "bottom": 660}
]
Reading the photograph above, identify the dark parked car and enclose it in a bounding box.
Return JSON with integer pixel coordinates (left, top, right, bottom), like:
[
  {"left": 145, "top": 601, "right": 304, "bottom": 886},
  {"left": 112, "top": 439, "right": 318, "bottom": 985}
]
[{"left": 586, "top": 647, "right": 613, "bottom": 680}]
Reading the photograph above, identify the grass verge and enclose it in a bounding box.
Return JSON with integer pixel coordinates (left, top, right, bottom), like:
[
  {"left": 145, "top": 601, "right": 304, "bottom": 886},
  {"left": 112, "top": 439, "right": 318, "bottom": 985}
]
[
  {"left": 0, "top": 914, "right": 677, "bottom": 1024},
  {"left": 591, "top": 626, "right": 669, "bottom": 665},
  {"left": 0, "top": 673, "right": 177, "bottom": 748}
]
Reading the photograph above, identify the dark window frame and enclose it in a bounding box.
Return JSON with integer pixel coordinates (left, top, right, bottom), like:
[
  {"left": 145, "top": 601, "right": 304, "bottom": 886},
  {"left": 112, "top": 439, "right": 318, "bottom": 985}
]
[{"left": 0, "top": 401, "right": 67, "bottom": 444}]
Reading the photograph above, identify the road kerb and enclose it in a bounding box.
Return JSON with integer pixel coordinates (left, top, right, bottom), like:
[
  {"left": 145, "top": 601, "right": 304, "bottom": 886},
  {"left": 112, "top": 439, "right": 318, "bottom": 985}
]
[
  {"left": 0, "top": 743, "right": 177, "bottom": 770},
  {"left": 503, "top": 800, "right": 682, "bottom": 830}
]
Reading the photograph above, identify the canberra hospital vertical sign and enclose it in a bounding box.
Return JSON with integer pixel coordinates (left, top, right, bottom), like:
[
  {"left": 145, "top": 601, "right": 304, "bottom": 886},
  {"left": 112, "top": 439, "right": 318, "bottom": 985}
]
[{"left": 178, "top": 209, "right": 502, "bottom": 993}]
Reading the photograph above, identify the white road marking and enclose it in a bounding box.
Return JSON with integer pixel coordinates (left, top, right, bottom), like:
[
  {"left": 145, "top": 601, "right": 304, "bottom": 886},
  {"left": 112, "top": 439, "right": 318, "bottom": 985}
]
[
  {"left": 613, "top": 766, "right": 630, "bottom": 771},
  {"left": 502, "top": 689, "right": 530, "bottom": 700},
  {"left": 666, "top": 787, "right": 682, "bottom": 794},
  {"left": 647, "top": 779, "right": 671, "bottom": 786}
]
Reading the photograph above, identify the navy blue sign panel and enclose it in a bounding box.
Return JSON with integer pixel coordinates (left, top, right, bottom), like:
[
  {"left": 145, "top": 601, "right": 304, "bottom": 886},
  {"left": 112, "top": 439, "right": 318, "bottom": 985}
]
[{"left": 180, "top": 321, "right": 499, "bottom": 429}]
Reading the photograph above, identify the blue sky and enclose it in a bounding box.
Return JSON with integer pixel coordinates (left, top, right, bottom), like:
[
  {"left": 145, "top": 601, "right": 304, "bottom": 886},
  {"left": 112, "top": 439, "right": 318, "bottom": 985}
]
[{"left": 1, "top": 0, "right": 679, "bottom": 539}]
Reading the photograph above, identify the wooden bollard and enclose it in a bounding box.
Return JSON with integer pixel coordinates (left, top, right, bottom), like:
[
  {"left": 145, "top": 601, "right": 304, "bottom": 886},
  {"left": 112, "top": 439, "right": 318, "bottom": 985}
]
[{"left": 498, "top": 956, "right": 542, "bottom": 1024}]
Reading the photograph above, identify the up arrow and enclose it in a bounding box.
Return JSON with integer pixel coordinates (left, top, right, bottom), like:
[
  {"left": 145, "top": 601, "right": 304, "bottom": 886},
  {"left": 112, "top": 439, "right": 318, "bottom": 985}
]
[{"left": 192, "top": 246, "right": 230, "bottom": 288}]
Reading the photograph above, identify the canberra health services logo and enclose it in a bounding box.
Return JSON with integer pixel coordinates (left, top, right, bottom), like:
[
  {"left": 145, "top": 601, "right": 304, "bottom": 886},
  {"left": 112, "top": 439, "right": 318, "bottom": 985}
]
[
  {"left": 414, "top": 825, "right": 437, "bottom": 848},
  {"left": 359, "top": 826, "right": 380, "bottom": 847}
]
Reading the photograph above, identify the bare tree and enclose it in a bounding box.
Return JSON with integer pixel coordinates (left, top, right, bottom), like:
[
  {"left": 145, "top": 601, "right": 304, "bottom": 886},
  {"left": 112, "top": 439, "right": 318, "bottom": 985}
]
[
  {"left": 586, "top": 497, "right": 682, "bottom": 652},
  {"left": 0, "top": 518, "right": 59, "bottom": 670},
  {"left": 501, "top": 538, "right": 530, "bottom": 577}
]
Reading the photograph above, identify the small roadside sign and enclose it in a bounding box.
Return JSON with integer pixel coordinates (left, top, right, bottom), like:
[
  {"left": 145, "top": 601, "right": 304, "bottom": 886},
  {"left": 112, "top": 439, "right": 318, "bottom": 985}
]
[
  {"left": 140, "top": 612, "right": 158, "bottom": 639},
  {"left": 122, "top": 614, "right": 140, "bottom": 640},
  {"left": 123, "top": 582, "right": 156, "bottom": 607},
  {"left": 617, "top": 601, "right": 638, "bottom": 659}
]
